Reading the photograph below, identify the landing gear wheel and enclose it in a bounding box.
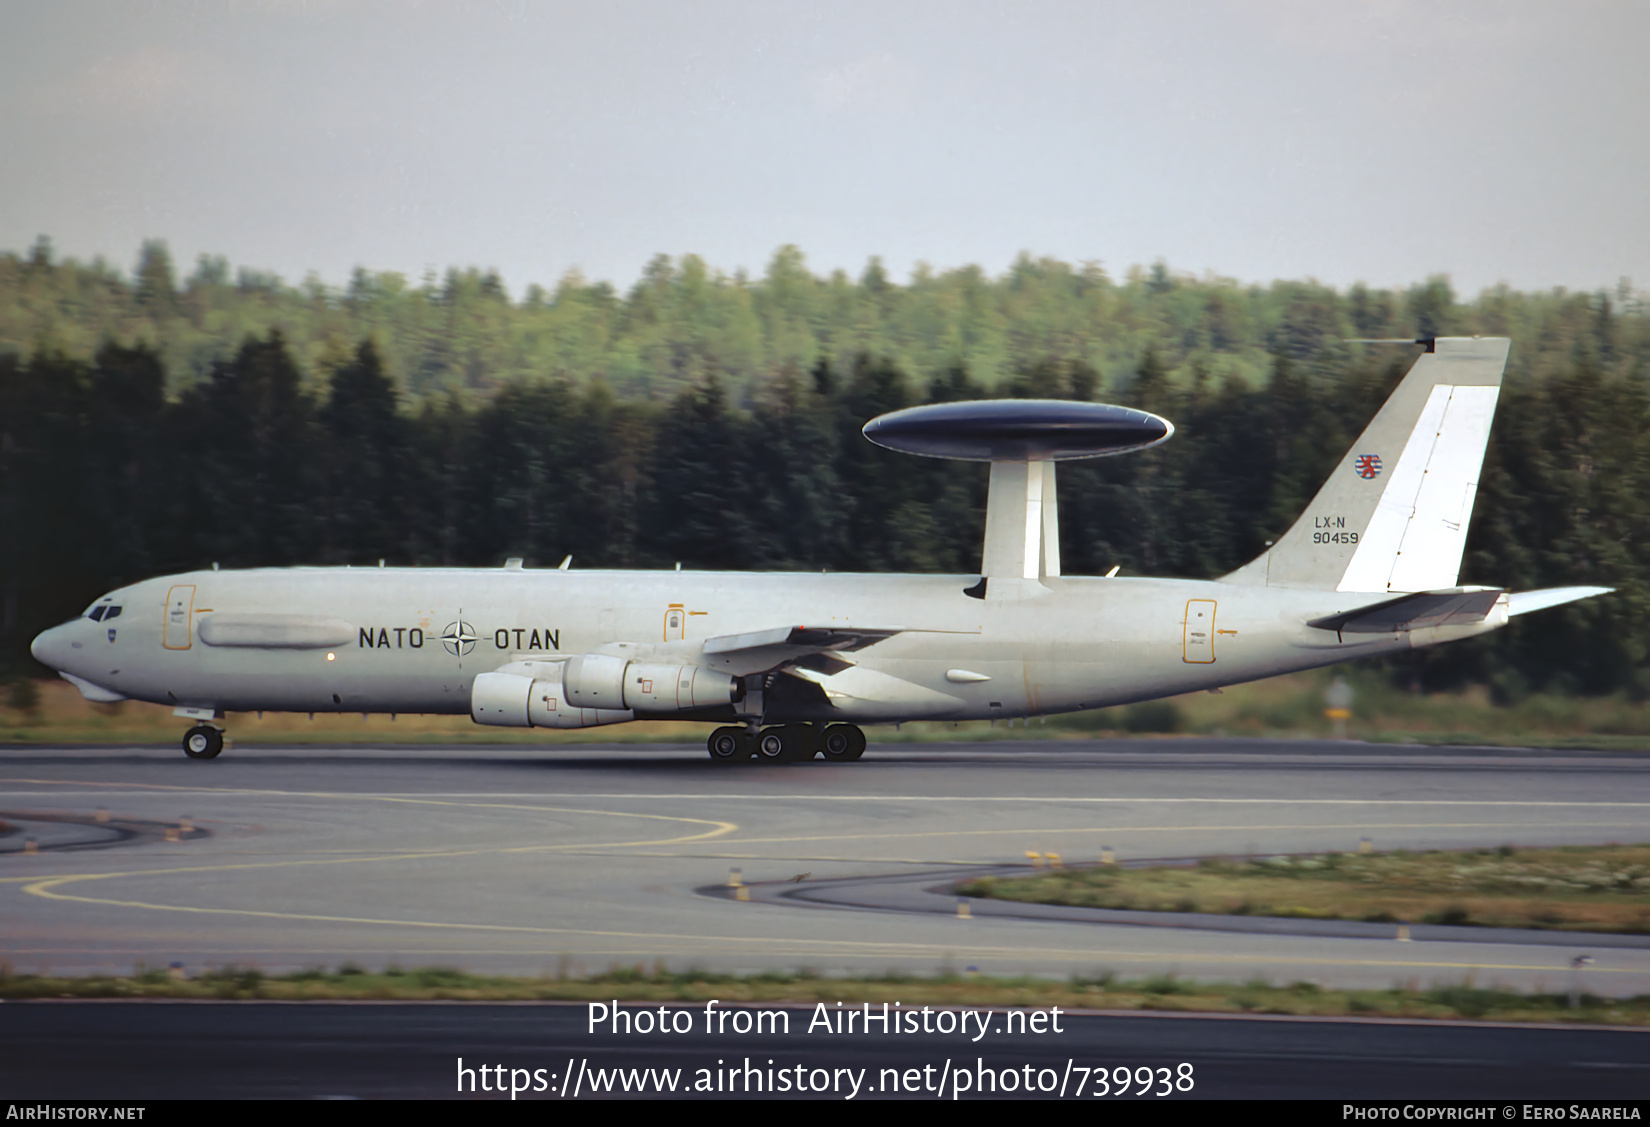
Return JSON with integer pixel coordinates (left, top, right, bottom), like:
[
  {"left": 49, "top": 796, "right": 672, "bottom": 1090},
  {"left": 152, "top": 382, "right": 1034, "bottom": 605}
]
[
  {"left": 182, "top": 725, "right": 224, "bottom": 760},
  {"left": 707, "top": 726, "right": 749, "bottom": 763},
  {"left": 761, "top": 724, "right": 816, "bottom": 763},
  {"left": 755, "top": 728, "right": 789, "bottom": 762},
  {"left": 783, "top": 724, "right": 820, "bottom": 761},
  {"left": 820, "top": 724, "right": 866, "bottom": 762}
]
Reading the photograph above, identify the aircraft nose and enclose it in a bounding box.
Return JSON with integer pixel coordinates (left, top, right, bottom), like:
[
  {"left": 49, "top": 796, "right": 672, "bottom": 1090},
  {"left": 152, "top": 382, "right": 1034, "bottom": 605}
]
[{"left": 30, "top": 623, "right": 72, "bottom": 671}]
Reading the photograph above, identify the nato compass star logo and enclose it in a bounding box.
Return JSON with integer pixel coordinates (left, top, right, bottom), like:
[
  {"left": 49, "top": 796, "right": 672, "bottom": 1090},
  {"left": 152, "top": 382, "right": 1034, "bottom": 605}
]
[
  {"left": 1354, "top": 454, "right": 1383, "bottom": 480},
  {"left": 441, "top": 620, "right": 477, "bottom": 656}
]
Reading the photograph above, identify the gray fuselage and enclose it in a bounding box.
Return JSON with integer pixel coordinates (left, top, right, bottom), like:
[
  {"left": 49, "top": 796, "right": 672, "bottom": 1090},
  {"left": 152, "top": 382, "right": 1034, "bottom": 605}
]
[{"left": 31, "top": 565, "right": 1473, "bottom": 725}]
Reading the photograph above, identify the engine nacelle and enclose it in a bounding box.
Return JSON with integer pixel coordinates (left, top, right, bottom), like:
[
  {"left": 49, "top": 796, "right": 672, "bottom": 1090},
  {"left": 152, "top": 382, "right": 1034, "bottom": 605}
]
[
  {"left": 471, "top": 667, "right": 633, "bottom": 729},
  {"left": 561, "top": 653, "right": 627, "bottom": 709},
  {"left": 562, "top": 654, "right": 739, "bottom": 712},
  {"left": 621, "top": 661, "right": 741, "bottom": 711},
  {"left": 472, "top": 656, "right": 738, "bottom": 728}
]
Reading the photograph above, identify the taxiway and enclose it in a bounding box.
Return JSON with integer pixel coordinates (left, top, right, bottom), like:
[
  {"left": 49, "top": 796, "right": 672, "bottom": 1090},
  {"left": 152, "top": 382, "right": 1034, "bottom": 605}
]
[{"left": 3, "top": 739, "right": 1647, "bottom": 993}]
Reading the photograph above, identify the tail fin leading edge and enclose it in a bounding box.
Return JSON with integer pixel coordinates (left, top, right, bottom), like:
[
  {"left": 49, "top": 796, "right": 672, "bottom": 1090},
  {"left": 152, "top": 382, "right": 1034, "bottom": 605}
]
[{"left": 1221, "top": 337, "right": 1510, "bottom": 593}]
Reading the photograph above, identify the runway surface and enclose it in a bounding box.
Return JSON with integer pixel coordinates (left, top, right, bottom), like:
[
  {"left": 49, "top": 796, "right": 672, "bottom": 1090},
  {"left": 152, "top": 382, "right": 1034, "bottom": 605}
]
[{"left": 3, "top": 738, "right": 1650, "bottom": 993}]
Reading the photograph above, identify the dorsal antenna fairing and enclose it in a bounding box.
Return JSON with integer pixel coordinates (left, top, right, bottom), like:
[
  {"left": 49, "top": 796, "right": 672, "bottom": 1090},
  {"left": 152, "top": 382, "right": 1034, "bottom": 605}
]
[{"left": 861, "top": 400, "right": 1173, "bottom": 590}]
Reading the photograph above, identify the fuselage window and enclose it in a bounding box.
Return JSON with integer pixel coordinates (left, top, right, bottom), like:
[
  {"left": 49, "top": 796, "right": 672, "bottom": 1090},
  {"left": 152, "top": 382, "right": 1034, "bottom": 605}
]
[{"left": 88, "top": 606, "right": 107, "bottom": 621}]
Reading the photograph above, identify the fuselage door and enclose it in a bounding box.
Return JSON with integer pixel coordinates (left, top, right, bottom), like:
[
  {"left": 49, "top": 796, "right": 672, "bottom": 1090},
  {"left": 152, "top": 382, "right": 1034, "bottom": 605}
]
[
  {"left": 164, "top": 585, "right": 196, "bottom": 650},
  {"left": 1183, "top": 599, "right": 1216, "bottom": 663},
  {"left": 664, "top": 604, "right": 685, "bottom": 641}
]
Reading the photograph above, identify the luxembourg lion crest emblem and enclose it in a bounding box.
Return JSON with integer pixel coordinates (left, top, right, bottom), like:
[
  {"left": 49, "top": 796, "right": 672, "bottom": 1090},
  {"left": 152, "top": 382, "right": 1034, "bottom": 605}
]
[{"left": 1354, "top": 454, "right": 1382, "bottom": 480}]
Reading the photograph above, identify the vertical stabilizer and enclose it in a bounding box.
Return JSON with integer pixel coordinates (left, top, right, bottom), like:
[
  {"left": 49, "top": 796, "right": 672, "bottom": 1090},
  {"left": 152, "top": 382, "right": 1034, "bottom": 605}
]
[{"left": 1220, "top": 337, "right": 1508, "bottom": 593}]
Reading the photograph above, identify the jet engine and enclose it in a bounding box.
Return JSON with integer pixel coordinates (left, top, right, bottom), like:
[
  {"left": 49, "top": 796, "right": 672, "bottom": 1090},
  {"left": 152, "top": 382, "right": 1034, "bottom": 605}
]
[
  {"left": 470, "top": 657, "right": 738, "bottom": 729},
  {"left": 561, "top": 653, "right": 740, "bottom": 711}
]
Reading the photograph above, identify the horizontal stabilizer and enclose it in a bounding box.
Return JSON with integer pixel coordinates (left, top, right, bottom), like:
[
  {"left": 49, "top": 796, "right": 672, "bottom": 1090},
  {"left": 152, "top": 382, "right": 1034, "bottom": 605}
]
[
  {"left": 1308, "top": 587, "right": 1504, "bottom": 636},
  {"left": 1507, "top": 586, "right": 1614, "bottom": 617}
]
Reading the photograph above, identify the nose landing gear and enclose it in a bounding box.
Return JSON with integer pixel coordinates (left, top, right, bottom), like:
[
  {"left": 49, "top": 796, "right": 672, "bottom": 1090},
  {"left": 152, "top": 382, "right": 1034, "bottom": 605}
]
[{"left": 182, "top": 724, "right": 224, "bottom": 760}]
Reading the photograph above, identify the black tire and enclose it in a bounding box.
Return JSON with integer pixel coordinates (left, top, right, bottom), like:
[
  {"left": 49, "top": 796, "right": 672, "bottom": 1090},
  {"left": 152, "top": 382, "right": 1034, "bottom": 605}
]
[
  {"left": 820, "top": 723, "right": 866, "bottom": 762},
  {"left": 780, "top": 723, "right": 817, "bottom": 761},
  {"left": 844, "top": 725, "right": 866, "bottom": 760},
  {"left": 707, "top": 726, "right": 748, "bottom": 763},
  {"left": 755, "top": 728, "right": 789, "bottom": 762},
  {"left": 182, "top": 725, "right": 223, "bottom": 760}
]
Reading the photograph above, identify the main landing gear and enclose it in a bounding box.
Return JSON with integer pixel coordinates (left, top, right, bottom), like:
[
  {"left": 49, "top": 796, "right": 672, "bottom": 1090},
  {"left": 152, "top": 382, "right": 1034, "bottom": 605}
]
[
  {"left": 707, "top": 723, "right": 866, "bottom": 764},
  {"left": 819, "top": 723, "right": 867, "bottom": 761},
  {"left": 182, "top": 724, "right": 224, "bottom": 760}
]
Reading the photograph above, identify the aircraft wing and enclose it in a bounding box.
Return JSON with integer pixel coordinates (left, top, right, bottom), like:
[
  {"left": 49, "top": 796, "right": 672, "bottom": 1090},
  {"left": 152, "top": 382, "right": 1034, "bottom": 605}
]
[
  {"left": 786, "top": 661, "right": 966, "bottom": 718},
  {"left": 699, "top": 625, "right": 965, "bottom": 676},
  {"left": 1307, "top": 587, "right": 1506, "bottom": 637}
]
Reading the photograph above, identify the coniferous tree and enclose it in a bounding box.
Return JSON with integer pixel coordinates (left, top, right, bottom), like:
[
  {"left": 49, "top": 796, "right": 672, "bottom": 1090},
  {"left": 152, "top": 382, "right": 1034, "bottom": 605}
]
[
  {"left": 134, "top": 239, "right": 178, "bottom": 319},
  {"left": 319, "top": 340, "right": 404, "bottom": 563}
]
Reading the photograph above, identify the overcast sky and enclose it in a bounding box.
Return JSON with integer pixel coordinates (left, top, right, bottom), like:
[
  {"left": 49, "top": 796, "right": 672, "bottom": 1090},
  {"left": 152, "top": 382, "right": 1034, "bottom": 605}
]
[{"left": 1, "top": 1, "right": 1645, "bottom": 297}]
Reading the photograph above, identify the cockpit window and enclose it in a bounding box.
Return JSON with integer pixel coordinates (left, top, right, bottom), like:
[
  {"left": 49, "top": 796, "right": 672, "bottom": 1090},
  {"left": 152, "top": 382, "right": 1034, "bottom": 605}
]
[
  {"left": 88, "top": 606, "right": 107, "bottom": 621},
  {"left": 85, "top": 604, "right": 121, "bottom": 622},
  {"left": 104, "top": 605, "right": 121, "bottom": 620}
]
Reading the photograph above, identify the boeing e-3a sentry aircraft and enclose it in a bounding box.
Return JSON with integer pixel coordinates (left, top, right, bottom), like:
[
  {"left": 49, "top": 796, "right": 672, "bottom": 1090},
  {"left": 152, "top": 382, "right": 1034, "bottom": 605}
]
[{"left": 31, "top": 336, "right": 1609, "bottom": 763}]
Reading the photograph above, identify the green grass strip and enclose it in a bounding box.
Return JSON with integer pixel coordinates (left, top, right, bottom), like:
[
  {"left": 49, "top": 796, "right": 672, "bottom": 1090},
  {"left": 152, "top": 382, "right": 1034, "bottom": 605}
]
[{"left": 958, "top": 844, "right": 1650, "bottom": 934}]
